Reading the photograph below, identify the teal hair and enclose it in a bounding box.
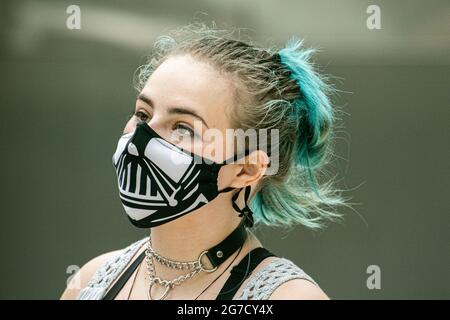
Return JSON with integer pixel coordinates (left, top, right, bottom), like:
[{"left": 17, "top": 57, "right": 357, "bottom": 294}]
[
  {"left": 277, "top": 38, "right": 333, "bottom": 196},
  {"left": 248, "top": 38, "right": 345, "bottom": 229},
  {"left": 278, "top": 38, "right": 334, "bottom": 170}
]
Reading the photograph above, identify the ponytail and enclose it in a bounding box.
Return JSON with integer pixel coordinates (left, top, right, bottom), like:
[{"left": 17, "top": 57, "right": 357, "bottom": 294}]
[{"left": 250, "top": 38, "right": 344, "bottom": 229}]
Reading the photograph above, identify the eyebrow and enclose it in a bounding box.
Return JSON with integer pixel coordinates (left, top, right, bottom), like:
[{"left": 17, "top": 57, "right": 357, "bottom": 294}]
[{"left": 137, "top": 93, "right": 209, "bottom": 128}]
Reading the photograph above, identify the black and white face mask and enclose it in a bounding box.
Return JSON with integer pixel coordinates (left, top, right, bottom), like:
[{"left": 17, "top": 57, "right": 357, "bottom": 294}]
[{"left": 112, "top": 121, "right": 254, "bottom": 228}]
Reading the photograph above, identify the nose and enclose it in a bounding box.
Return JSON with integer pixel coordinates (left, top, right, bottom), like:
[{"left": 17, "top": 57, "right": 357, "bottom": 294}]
[
  {"left": 123, "top": 115, "right": 164, "bottom": 136},
  {"left": 143, "top": 119, "right": 165, "bottom": 137},
  {"left": 146, "top": 113, "right": 179, "bottom": 142}
]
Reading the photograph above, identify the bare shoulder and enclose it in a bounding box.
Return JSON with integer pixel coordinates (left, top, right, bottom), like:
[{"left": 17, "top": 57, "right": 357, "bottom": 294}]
[
  {"left": 60, "top": 249, "right": 122, "bottom": 300},
  {"left": 269, "top": 279, "right": 329, "bottom": 300}
]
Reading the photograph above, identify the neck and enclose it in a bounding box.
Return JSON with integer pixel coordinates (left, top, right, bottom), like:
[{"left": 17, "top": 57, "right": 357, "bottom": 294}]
[{"left": 148, "top": 193, "right": 243, "bottom": 279}]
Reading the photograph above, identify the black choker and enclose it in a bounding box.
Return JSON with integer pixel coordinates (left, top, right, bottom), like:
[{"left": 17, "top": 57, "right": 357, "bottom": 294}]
[{"left": 203, "top": 221, "right": 248, "bottom": 269}]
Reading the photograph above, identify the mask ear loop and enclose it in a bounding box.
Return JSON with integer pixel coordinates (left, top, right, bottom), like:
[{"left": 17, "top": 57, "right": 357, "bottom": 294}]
[
  {"left": 216, "top": 149, "right": 255, "bottom": 227},
  {"left": 231, "top": 185, "right": 254, "bottom": 228},
  {"left": 217, "top": 185, "right": 254, "bottom": 228}
]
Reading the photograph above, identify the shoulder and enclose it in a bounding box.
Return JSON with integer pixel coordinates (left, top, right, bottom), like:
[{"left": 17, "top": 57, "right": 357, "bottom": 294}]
[
  {"left": 269, "top": 278, "right": 329, "bottom": 300},
  {"left": 267, "top": 258, "right": 328, "bottom": 300},
  {"left": 60, "top": 237, "right": 148, "bottom": 300},
  {"left": 60, "top": 249, "right": 122, "bottom": 300},
  {"left": 236, "top": 255, "right": 327, "bottom": 300}
]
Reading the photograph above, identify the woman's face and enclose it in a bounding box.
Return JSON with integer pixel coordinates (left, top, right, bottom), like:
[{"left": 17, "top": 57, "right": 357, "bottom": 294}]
[{"left": 123, "top": 54, "right": 236, "bottom": 163}]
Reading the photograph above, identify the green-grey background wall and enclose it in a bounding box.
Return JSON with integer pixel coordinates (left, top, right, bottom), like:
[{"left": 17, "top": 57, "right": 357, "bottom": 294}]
[{"left": 0, "top": 0, "right": 449, "bottom": 299}]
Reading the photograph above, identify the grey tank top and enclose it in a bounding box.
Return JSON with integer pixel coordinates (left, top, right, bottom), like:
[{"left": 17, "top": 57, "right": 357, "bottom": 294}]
[{"left": 77, "top": 237, "right": 319, "bottom": 300}]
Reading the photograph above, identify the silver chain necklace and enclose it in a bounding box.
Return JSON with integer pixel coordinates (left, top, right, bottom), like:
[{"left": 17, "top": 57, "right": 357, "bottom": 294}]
[{"left": 145, "top": 236, "right": 217, "bottom": 300}]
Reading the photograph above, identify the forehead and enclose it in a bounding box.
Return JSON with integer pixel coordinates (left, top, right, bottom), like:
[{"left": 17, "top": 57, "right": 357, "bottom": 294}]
[{"left": 142, "top": 54, "right": 235, "bottom": 128}]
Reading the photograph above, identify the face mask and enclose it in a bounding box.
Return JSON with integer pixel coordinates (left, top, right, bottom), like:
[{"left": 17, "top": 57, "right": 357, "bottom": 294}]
[{"left": 112, "top": 121, "right": 254, "bottom": 228}]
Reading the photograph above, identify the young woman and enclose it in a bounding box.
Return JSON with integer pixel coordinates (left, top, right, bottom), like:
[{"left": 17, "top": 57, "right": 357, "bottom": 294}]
[{"left": 61, "top": 23, "right": 346, "bottom": 300}]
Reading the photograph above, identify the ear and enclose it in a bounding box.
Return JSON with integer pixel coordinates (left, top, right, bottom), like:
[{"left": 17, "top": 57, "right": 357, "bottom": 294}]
[{"left": 225, "top": 150, "right": 270, "bottom": 189}]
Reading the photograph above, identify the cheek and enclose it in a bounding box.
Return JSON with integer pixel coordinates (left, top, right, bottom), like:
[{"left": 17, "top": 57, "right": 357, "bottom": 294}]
[
  {"left": 223, "top": 135, "right": 238, "bottom": 160},
  {"left": 199, "top": 136, "right": 228, "bottom": 163},
  {"left": 200, "top": 126, "right": 238, "bottom": 163}
]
